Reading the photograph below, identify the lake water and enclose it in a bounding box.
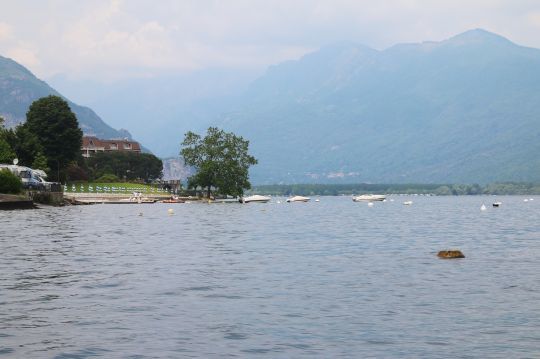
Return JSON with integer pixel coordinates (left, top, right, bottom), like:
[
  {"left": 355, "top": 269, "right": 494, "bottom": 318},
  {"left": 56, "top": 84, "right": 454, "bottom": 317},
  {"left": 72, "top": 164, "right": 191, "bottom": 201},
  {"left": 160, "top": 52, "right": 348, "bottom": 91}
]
[{"left": 1, "top": 196, "right": 539, "bottom": 358}]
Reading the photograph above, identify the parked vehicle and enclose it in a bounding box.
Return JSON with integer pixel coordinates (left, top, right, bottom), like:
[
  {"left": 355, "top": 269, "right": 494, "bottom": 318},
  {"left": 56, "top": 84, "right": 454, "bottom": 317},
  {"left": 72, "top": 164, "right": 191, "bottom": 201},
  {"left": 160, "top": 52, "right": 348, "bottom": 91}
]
[{"left": 0, "top": 164, "right": 53, "bottom": 190}]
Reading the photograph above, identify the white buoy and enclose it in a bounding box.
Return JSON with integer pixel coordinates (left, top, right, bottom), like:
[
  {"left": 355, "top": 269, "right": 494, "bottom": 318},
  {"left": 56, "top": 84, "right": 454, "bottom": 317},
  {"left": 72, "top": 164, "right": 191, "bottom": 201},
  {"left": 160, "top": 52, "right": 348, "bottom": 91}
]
[
  {"left": 368, "top": 202, "right": 374, "bottom": 207},
  {"left": 315, "top": 199, "right": 320, "bottom": 202},
  {"left": 524, "top": 199, "right": 529, "bottom": 202},
  {"left": 403, "top": 201, "right": 413, "bottom": 205},
  {"left": 276, "top": 200, "right": 281, "bottom": 204},
  {"left": 167, "top": 208, "right": 174, "bottom": 215},
  {"left": 480, "top": 204, "right": 487, "bottom": 211},
  {"left": 530, "top": 198, "right": 534, "bottom": 201}
]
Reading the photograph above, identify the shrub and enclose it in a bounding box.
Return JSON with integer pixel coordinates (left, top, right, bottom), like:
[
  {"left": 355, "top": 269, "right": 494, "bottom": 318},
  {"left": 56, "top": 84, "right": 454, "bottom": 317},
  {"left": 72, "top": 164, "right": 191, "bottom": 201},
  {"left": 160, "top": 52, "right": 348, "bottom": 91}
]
[
  {"left": 0, "top": 169, "right": 23, "bottom": 194},
  {"left": 95, "top": 173, "right": 119, "bottom": 183},
  {"left": 66, "top": 163, "right": 89, "bottom": 181}
]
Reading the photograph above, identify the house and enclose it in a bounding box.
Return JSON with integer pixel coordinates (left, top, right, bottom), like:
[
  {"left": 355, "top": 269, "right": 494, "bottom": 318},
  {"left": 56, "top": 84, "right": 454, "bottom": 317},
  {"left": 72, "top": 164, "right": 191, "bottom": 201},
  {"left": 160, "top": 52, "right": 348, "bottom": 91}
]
[{"left": 82, "top": 136, "right": 142, "bottom": 158}]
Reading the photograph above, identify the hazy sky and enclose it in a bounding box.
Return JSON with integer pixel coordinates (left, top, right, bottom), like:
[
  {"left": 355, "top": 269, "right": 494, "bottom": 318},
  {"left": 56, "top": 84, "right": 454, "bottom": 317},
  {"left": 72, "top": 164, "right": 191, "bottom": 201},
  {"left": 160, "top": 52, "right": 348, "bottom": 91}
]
[{"left": 1, "top": 0, "right": 540, "bottom": 81}]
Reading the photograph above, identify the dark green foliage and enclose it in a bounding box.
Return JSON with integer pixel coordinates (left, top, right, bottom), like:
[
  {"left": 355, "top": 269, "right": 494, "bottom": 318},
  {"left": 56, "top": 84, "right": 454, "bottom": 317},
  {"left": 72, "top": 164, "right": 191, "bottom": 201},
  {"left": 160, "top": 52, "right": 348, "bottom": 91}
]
[
  {"left": 24, "top": 96, "right": 83, "bottom": 182},
  {"left": 95, "top": 173, "right": 120, "bottom": 183},
  {"left": 86, "top": 152, "right": 162, "bottom": 182},
  {"left": 4, "top": 126, "right": 44, "bottom": 168},
  {"left": 0, "top": 169, "right": 22, "bottom": 194},
  {"left": 66, "top": 163, "right": 88, "bottom": 182},
  {"left": 181, "top": 127, "right": 257, "bottom": 197},
  {"left": 32, "top": 152, "right": 50, "bottom": 173},
  {"left": 0, "top": 137, "right": 14, "bottom": 163},
  {"left": 0, "top": 117, "right": 15, "bottom": 163}
]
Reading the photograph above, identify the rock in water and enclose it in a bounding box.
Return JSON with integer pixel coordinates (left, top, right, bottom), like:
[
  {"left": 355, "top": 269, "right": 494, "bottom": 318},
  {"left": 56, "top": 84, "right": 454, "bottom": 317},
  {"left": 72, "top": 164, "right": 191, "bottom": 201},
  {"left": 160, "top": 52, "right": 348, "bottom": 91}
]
[{"left": 437, "top": 250, "right": 465, "bottom": 259}]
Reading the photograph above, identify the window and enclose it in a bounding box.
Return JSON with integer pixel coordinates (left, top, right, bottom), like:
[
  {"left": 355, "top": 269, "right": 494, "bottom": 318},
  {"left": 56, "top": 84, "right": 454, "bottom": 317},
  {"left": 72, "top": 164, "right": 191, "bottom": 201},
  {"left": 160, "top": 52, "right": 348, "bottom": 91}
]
[{"left": 124, "top": 143, "right": 132, "bottom": 149}]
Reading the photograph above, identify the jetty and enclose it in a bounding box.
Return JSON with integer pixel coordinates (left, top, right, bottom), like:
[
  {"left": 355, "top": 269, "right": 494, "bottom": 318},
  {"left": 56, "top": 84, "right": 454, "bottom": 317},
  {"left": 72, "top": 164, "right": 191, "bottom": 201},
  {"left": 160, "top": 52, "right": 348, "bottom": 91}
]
[{"left": 0, "top": 194, "right": 35, "bottom": 210}]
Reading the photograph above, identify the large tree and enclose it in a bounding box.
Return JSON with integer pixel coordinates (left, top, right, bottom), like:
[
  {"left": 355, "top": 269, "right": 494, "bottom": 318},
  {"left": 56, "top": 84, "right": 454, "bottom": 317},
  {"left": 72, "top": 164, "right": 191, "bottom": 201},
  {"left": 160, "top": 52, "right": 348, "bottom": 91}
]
[
  {"left": 23, "top": 96, "right": 83, "bottom": 181},
  {"left": 181, "top": 127, "right": 257, "bottom": 197},
  {"left": 86, "top": 151, "right": 163, "bottom": 182}
]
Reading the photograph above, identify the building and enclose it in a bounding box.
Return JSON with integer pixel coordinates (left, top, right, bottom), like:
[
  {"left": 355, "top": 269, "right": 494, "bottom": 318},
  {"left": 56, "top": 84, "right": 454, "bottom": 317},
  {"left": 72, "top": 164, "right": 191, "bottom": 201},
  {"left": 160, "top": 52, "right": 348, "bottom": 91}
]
[{"left": 82, "top": 136, "right": 142, "bottom": 158}]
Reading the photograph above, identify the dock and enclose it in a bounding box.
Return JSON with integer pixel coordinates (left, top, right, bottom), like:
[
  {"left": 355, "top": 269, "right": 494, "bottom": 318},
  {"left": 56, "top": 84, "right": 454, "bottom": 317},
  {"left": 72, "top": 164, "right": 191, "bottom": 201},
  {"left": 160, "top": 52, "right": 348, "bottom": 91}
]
[{"left": 0, "top": 194, "right": 35, "bottom": 210}]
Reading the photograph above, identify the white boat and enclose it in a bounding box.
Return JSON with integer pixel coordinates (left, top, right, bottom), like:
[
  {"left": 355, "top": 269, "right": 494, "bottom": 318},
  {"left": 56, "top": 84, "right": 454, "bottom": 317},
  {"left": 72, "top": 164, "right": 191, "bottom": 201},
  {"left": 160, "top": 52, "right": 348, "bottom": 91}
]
[
  {"left": 352, "top": 194, "right": 386, "bottom": 202},
  {"left": 242, "top": 195, "right": 271, "bottom": 203},
  {"left": 286, "top": 195, "right": 310, "bottom": 203},
  {"left": 403, "top": 200, "right": 413, "bottom": 205},
  {"left": 492, "top": 201, "right": 502, "bottom": 207}
]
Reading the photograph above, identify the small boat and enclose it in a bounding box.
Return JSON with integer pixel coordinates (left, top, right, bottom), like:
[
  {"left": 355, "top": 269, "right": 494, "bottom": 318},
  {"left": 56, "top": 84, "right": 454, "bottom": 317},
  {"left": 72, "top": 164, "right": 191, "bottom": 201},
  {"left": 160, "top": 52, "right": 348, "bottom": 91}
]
[
  {"left": 161, "top": 198, "right": 185, "bottom": 203},
  {"left": 403, "top": 201, "right": 413, "bottom": 205},
  {"left": 242, "top": 195, "right": 271, "bottom": 203},
  {"left": 492, "top": 201, "right": 502, "bottom": 207},
  {"left": 353, "top": 194, "right": 386, "bottom": 202},
  {"left": 212, "top": 197, "right": 240, "bottom": 203},
  {"left": 106, "top": 198, "right": 156, "bottom": 204},
  {"left": 286, "top": 195, "right": 310, "bottom": 202}
]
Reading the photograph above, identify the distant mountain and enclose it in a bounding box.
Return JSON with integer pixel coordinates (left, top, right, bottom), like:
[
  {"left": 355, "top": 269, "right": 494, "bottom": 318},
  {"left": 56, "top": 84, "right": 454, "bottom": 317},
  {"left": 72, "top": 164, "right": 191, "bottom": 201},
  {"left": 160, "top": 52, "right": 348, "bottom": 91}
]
[
  {"left": 47, "top": 68, "right": 260, "bottom": 157},
  {"left": 218, "top": 29, "right": 540, "bottom": 184},
  {"left": 162, "top": 157, "right": 193, "bottom": 182},
  {"left": 0, "top": 55, "right": 134, "bottom": 141}
]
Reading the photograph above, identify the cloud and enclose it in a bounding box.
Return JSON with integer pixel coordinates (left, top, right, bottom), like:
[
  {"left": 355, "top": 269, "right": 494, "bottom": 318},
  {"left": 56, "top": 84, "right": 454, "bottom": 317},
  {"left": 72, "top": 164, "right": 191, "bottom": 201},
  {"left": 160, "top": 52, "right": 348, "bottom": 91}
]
[
  {"left": 1, "top": 0, "right": 540, "bottom": 81},
  {"left": 0, "top": 22, "right": 12, "bottom": 40},
  {"left": 6, "top": 46, "right": 40, "bottom": 68}
]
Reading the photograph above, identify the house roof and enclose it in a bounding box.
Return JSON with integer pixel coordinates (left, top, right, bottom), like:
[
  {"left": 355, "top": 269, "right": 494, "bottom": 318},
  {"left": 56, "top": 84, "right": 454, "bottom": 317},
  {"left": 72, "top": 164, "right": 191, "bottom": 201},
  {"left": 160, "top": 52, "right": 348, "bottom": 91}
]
[{"left": 82, "top": 136, "right": 141, "bottom": 152}]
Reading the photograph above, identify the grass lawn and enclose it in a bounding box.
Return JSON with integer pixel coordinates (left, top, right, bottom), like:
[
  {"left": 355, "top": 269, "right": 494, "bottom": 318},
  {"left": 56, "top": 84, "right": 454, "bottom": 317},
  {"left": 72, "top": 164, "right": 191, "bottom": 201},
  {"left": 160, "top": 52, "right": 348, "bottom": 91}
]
[{"left": 64, "top": 182, "right": 172, "bottom": 194}]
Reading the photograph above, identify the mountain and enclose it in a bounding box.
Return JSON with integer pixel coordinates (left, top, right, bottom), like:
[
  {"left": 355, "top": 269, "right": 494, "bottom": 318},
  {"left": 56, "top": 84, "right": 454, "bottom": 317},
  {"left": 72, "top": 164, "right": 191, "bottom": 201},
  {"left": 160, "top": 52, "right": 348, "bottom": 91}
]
[
  {"left": 0, "top": 55, "right": 134, "bottom": 141},
  {"left": 218, "top": 29, "right": 540, "bottom": 184},
  {"left": 47, "top": 68, "right": 261, "bottom": 157}
]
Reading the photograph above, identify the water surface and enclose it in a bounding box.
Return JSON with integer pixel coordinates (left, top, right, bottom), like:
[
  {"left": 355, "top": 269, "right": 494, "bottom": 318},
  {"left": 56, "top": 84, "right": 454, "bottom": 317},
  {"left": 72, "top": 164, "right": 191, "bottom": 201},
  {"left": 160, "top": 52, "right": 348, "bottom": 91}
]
[{"left": 1, "top": 196, "right": 539, "bottom": 358}]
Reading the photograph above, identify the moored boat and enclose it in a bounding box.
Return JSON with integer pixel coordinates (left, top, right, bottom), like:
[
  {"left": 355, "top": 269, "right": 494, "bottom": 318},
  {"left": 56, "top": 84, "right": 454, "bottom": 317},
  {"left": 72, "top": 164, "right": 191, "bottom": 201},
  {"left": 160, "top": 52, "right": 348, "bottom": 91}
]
[
  {"left": 352, "top": 194, "right": 386, "bottom": 202},
  {"left": 242, "top": 195, "right": 271, "bottom": 203},
  {"left": 286, "top": 195, "right": 310, "bottom": 203},
  {"left": 161, "top": 199, "right": 185, "bottom": 203}
]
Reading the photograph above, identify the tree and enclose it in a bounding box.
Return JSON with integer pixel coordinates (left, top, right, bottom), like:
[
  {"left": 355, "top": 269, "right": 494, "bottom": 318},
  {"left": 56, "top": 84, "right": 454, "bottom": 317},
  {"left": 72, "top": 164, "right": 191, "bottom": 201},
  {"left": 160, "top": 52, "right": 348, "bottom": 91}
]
[
  {"left": 0, "top": 169, "right": 22, "bottom": 194},
  {"left": 180, "top": 127, "right": 257, "bottom": 197},
  {"left": 86, "top": 152, "right": 163, "bottom": 182},
  {"left": 0, "top": 116, "right": 15, "bottom": 163},
  {"left": 0, "top": 137, "right": 15, "bottom": 164},
  {"left": 4, "top": 126, "right": 44, "bottom": 167},
  {"left": 23, "top": 95, "right": 83, "bottom": 182}
]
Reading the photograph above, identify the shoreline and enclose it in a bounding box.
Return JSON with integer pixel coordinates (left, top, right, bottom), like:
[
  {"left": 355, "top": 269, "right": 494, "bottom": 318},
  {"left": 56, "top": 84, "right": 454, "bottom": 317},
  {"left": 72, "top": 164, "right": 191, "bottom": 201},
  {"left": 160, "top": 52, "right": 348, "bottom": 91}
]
[{"left": 0, "top": 194, "right": 35, "bottom": 210}]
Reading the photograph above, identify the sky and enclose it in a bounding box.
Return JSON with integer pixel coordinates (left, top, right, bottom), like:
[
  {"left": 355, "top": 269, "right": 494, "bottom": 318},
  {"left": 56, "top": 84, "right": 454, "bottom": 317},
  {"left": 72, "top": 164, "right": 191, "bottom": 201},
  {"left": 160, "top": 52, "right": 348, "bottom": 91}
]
[{"left": 2, "top": 0, "right": 540, "bottom": 83}]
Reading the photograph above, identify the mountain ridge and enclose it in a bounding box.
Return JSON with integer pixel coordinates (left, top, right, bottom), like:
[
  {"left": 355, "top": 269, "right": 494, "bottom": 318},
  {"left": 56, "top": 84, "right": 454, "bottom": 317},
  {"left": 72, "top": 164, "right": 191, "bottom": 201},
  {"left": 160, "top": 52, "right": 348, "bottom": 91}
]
[
  {"left": 217, "top": 29, "right": 540, "bottom": 184},
  {"left": 0, "top": 55, "right": 136, "bottom": 141}
]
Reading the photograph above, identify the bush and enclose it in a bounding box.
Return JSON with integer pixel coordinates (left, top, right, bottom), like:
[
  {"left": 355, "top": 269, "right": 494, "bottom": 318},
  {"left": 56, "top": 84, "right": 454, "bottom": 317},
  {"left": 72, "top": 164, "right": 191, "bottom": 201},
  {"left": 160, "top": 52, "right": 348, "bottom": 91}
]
[
  {"left": 95, "top": 173, "right": 119, "bottom": 183},
  {"left": 66, "top": 163, "right": 89, "bottom": 181},
  {"left": 0, "top": 169, "right": 23, "bottom": 194}
]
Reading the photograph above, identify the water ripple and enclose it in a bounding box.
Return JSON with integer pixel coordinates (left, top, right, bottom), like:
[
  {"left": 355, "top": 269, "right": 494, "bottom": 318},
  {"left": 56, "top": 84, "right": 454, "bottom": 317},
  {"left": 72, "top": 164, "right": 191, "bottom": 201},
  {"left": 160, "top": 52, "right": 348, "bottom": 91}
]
[{"left": 1, "top": 196, "right": 539, "bottom": 357}]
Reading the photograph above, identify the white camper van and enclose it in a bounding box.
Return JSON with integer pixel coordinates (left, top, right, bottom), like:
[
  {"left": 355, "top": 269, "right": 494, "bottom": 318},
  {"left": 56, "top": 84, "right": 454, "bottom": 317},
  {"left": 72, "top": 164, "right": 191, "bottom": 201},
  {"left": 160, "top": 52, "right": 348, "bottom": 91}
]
[{"left": 0, "top": 164, "right": 50, "bottom": 190}]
